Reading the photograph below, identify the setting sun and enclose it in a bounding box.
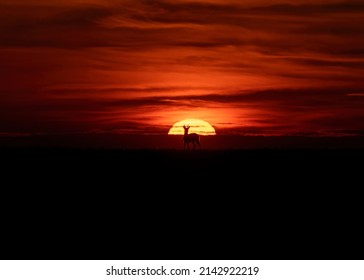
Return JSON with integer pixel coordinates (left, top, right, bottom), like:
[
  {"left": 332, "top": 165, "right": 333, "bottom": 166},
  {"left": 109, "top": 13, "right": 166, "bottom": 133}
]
[{"left": 168, "top": 119, "right": 216, "bottom": 135}]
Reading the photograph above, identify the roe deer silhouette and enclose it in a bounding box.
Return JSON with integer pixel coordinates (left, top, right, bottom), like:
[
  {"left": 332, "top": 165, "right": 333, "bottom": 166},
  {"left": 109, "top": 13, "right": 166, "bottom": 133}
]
[{"left": 183, "top": 125, "right": 201, "bottom": 150}]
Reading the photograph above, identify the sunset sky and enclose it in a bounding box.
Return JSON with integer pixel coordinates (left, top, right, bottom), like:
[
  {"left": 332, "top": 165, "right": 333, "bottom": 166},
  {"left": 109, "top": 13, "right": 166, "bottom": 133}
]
[{"left": 1, "top": 0, "right": 364, "bottom": 137}]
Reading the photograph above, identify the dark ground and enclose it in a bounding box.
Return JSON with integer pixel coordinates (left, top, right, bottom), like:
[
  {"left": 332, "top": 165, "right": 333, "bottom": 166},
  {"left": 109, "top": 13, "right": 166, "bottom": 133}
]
[
  {"left": 2, "top": 134, "right": 364, "bottom": 150},
  {"left": 1, "top": 147, "right": 362, "bottom": 181},
  {"left": 1, "top": 147, "right": 363, "bottom": 260}
]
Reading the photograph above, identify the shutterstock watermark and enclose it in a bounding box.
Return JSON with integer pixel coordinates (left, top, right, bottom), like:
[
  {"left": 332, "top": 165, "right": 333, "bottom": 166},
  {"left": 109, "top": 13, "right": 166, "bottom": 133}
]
[
  {"left": 1, "top": 260, "right": 364, "bottom": 280},
  {"left": 106, "top": 266, "right": 191, "bottom": 276},
  {"left": 105, "top": 265, "right": 260, "bottom": 276}
]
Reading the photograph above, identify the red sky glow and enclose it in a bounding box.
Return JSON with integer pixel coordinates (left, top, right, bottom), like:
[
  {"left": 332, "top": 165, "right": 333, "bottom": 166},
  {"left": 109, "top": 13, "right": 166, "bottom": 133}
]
[{"left": 1, "top": 0, "right": 364, "bottom": 137}]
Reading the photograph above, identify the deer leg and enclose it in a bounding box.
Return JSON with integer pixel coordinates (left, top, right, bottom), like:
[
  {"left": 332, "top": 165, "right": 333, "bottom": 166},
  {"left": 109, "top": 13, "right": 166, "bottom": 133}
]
[{"left": 197, "top": 140, "right": 201, "bottom": 149}]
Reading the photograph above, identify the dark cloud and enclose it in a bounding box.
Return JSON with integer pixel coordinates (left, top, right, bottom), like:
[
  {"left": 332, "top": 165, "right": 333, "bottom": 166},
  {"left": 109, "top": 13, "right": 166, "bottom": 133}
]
[
  {"left": 1, "top": 0, "right": 364, "bottom": 51},
  {"left": 283, "top": 58, "right": 364, "bottom": 69},
  {"left": 44, "top": 86, "right": 213, "bottom": 96},
  {"left": 40, "top": 86, "right": 364, "bottom": 107}
]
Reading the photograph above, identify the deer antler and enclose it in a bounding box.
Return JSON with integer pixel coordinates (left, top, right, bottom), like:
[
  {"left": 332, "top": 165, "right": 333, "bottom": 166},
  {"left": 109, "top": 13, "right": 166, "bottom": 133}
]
[{"left": 183, "top": 124, "right": 190, "bottom": 129}]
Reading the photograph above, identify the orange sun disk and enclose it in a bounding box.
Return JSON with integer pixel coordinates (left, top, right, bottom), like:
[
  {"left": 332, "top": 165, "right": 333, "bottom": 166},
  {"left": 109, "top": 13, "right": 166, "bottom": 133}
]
[{"left": 168, "top": 119, "right": 216, "bottom": 135}]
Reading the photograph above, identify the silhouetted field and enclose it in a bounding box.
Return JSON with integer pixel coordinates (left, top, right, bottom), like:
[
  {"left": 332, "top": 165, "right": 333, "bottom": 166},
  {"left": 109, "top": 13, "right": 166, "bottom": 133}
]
[
  {"left": 2, "top": 134, "right": 364, "bottom": 149},
  {"left": 1, "top": 147, "right": 362, "bottom": 260},
  {"left": 1, "top": 147, "right": 362, "bottom": 185}
]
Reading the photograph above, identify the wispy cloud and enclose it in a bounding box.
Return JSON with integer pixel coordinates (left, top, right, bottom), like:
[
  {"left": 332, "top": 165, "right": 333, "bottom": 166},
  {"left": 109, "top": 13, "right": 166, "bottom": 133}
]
[{"left": 347, "top": 93, "right": 364, "bottom": 96}]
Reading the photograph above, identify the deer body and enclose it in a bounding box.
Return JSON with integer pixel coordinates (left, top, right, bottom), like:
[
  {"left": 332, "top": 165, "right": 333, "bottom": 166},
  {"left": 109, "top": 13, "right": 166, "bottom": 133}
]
[{"left": 183, "top": 125, "right": 201, "bottom": 149}]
